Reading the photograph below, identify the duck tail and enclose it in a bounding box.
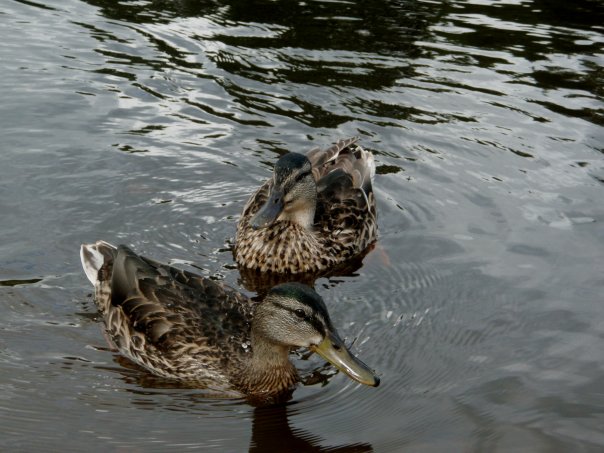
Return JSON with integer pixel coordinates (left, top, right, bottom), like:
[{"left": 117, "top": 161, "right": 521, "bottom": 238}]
[
  {"left": 80, "top": 241, "right": 117, "bottom": 284},
  {"left": 355, "top": 145, "right": 375, "bottom": 194},
  {"left": 307, "top": 137, "right": 360, "bottom": 168}
]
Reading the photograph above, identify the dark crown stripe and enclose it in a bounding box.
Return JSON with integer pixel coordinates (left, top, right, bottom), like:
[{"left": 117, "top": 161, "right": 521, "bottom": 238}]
[{"left": 272, "top": 301, "right": 327, "bottom": 337}]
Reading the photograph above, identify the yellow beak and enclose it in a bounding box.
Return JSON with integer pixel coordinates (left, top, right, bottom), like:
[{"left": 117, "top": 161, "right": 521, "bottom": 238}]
[{"left": 310, "top": 331, "right": 380, "bottom": 387}]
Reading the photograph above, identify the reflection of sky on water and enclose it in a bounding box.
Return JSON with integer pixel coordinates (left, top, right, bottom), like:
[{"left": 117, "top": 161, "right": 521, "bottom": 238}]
[{"left": 1, "top": 0, "right": 603, "bottom": 450}]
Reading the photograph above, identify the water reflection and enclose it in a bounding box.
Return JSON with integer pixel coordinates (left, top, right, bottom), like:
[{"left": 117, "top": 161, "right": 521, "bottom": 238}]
[
  {"left": 251, "top": 405, "right": 372, "bottom": 453},
  {"left": 85, "top": 0, "right": 431, "bottom": 53},
  {"left": 82, "top": 0, "right": 430, "bottom": 92},
  {"left": 78, "top": 0, "right": 604, "bottom": 158},
  {"left": 86, "top": 355, "right": 372, "bottom": 450},
  {"left": 0, "top": 278, "right": 43, "bottom": 287},
  {"left": 2, "top": 0, "right": 604, "bottom": 449}
]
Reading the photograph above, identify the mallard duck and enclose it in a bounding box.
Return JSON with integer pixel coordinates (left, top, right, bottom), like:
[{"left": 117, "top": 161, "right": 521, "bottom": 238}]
[
  {"left": 80, "top": 241, "right": 379, "bottom": 404},
  {"left": 235, "top": 137, "right": 377, "bottom": 274}
]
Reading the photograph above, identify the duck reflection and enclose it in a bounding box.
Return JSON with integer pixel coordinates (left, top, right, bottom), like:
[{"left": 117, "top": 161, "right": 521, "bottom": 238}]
[
  {"left": 91, "top": 358, "right": 372, "bottom": 452},
  {"left": 250, "top": 404, "right": 372, "bottom": 453}
]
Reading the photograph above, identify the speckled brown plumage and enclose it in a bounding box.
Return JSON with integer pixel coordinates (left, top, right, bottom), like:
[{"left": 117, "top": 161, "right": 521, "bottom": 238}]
[
  {"left": 80, "top": 241, "right": 379, "bottom": 405},
  {"left": 235, "top": 137, "right": 377, "bottom": 275},
  {"left": 81, "top": 242, "right": 297, "bottom": 402}
]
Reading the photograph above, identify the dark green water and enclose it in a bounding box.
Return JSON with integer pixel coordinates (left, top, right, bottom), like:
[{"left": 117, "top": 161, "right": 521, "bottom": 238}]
[{"left": 1, "top": 0, "right": 603, "bottom": 451}]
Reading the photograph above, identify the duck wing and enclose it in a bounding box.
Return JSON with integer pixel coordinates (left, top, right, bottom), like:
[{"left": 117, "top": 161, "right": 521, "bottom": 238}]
[
  {"left": 115, "top": 246, "right": 253, "bottom": 343},
  {"left": 82, "top": 242, "right": 254, "bottom": 378},
  {"left": 307, "top": 137, "right": 375, "bottom": 196},
  {"left": 311, "top": 139, "right": 377, "bottom": 252}
]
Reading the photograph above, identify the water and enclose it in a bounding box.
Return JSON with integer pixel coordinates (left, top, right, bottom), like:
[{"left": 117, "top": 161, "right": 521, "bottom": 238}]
[{"left": 1, "top": 0, "right": 603, "bottom": 450}]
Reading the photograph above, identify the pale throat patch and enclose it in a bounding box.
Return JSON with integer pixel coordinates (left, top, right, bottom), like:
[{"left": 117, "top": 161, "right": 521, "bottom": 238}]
[{"left": 278, "top": 198, "right": 315, "bottom": 229}]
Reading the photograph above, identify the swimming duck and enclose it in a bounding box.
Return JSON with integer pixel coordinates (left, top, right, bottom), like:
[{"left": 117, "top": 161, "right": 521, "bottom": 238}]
[
  {"left": 80, "top": 241, "right": 379, "bottom": 404},
  {"left": 235, "top": 137, "right": 377, "bottom": 275}
]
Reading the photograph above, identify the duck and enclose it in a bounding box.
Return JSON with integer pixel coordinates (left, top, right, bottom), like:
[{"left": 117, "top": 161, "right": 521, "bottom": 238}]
[
  {"left": 80, "top": 241, "right": 379, "bottom": 405},
  {"left": 234, "top": 137, "right": 377, "bottom": 275}
]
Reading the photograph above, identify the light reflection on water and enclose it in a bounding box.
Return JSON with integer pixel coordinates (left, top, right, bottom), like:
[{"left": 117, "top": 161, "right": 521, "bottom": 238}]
[{"left": 1, "top": 0, "right": 603, "bottom": 450}]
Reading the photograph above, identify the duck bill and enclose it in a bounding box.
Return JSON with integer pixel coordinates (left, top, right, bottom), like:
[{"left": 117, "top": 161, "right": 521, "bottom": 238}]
[
  {"left": 250, "top": 189, "right": 284, "bottom": 229},
  {"left": 311, "top": 331, "right": 380, "bottom": 387}
]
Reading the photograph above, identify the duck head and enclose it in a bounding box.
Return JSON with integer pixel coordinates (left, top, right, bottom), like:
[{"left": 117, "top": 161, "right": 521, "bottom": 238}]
[
  {"left": 253, "top": 282, "right": 380, "bottom": 387},
  {"left": 251, "top": 153, "right": 317, "bottom": 230}
]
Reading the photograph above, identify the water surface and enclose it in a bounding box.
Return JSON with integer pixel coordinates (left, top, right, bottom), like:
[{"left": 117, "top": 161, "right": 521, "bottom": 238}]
[{"left": 1, "top": 0, "right": 603, "bottom": 450}]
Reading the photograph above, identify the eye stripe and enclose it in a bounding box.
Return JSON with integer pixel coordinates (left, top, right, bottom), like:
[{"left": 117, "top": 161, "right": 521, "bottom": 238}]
[
  {"left": 273, "top": 302, "right": 302, "bottom": 316},
  {"left": 272, "top": 302, "right": 326, "bottom": 335},
  {"left": 308, "top": 315, "right": 326, "bottom": 336},
  {"left": 294, "top": 170, "right": 311, "bottom": 183}
]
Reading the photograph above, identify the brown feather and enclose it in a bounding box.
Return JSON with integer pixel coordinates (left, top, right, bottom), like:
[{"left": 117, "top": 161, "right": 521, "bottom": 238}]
[
  {"left": 235, "top": 138, "right": 377, "bottom": 275},
  {"left": 83, "top": 243, "right": 299, "bottom": 399},
  {"left": 80, "top": 242, "right": 379, "bottom": 404}
]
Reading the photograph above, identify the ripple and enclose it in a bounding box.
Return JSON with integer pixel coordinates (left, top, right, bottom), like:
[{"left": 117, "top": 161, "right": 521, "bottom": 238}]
[
  {"left": 2, "top": 0, "right": 604, "bottom": 450},
  {"left": 0, "top": 278, "right": 43, "bottom": 287}
]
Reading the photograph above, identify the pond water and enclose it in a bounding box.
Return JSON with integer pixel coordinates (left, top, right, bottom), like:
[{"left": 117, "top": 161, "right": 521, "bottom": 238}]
[{"left": 1, "top": 0, "right": 603, "bottom": 450}]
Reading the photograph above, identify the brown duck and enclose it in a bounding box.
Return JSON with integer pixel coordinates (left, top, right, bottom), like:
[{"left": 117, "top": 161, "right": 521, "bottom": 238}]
[
  {"left": 235, "top": 137, "right": 377, "bottom": 275},
  {"left": 80, "top": 241, "right": 379, "bottom": 405}
]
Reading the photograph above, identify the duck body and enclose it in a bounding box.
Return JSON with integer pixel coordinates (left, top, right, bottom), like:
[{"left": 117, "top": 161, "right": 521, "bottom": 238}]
[
  {"left": 235, "top": 137, "right": 377, "bottom": 274},
  {"left": 81, "top": 242, "right": 271, "bottom": 391},
  {"left": 80, "top": 241, "right": 378, "bottom": 404}
]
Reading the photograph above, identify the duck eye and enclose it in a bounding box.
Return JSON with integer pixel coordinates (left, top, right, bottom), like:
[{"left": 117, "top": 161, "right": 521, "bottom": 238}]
[
  {"left": 294, "top": 308, "right": 306, "bottom": 319},
  {"left": 295, "top": 171, "right": 310, "bottom": 183}
]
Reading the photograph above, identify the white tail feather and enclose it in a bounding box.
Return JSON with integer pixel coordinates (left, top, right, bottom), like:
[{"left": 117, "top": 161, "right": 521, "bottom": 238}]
[
  {"left": 80, "top": 241, "right": 116, "bottom": 284},
  {"left": 366, "top": 151, "right": 376, "bottom": 181}
]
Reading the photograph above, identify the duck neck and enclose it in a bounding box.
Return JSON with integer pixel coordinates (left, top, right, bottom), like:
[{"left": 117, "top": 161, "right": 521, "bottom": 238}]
[
  {"left": 290, "top": 204, "right": 315, "bottom": 230},
  {"left": 239, "top": 329, "right": 299, "bottom": 396}
]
